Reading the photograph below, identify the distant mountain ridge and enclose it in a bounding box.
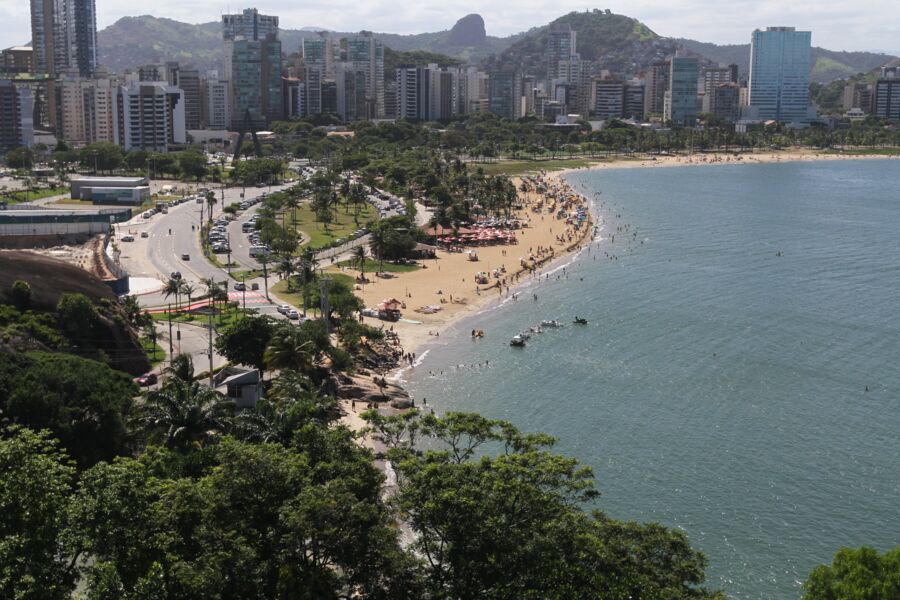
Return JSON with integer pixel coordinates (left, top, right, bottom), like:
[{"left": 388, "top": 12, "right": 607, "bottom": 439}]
[{"left": 96, "top": 13, "right": 896, "bottom": 84}]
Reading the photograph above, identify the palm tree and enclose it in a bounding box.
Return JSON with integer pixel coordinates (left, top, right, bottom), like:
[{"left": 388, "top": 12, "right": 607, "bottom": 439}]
[
  {"left": 352, "top": 245, "right": 367, "bottom": 280},
  {"left": 297, "top": 248, "right": 318, "bottom": 316},
  {"left": 264, "top": 327, "right": 314, "bottom": 373},
  {"left": 164, "top": 278, "right": 181, "bottom": 312},
  {"left": 205, "top": 191, "right": 217, "bottom": 224},
  {"left": 257, "top": 254, "right": 271, "bottom": 301},
  {"left": 166, "top": 353, "right": 194, "bottom": 383},
  {"left": 180, "top": 281, "right": 196, "bottom": 311},
  {"left": 276, "top": 254, "right": 296, "bottom": 291},
  {"left": 140, "top": 378, "right": 234, "bottom": 449}
]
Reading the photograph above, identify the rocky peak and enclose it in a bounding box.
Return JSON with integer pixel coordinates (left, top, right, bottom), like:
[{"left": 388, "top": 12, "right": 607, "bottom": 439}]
[{"left": 447, "top": 13, "right": 486, "bottom": 47}]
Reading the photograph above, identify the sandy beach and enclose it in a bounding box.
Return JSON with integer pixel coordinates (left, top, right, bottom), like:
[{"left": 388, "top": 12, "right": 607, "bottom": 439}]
[
  {"left": 336, "top": 149, "right": 898, "bottom": 359},
  {"left": 333, "top": 172, "right": 595, "bottom": 359}
]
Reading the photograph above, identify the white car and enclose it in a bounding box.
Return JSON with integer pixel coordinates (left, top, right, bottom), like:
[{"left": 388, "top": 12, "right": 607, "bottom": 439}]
[
  {"left": 277, "top": 304, "right": 291, "bottom": 315},
  {"left": 286, "top": 309, "right": 300, "bottom": 320}
]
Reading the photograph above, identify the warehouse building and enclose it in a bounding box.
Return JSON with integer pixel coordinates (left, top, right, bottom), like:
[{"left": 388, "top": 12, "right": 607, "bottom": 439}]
[{"left": 69, "top": 176, "right": 150, "bottom": 205}]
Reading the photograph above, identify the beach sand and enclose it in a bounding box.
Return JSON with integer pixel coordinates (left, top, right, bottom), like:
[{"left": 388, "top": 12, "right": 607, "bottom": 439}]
[{"left": 333, "top": 173, "right": 594, "bottom": 358}]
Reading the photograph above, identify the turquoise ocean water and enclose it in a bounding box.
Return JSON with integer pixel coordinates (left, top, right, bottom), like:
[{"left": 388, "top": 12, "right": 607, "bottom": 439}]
[{"left": 404, "top": 159, "right": 900, "bottom": 599}]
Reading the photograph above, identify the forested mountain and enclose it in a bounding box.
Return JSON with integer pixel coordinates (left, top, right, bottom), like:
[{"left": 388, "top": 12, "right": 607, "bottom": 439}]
[{"left": 96, "top": 12, "right": 896, "bottom": 83}]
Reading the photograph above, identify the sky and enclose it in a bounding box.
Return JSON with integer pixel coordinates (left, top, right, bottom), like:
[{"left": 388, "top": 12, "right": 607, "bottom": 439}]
[{"left": 2, "top": 0, "right": 897, "bottom": 55}]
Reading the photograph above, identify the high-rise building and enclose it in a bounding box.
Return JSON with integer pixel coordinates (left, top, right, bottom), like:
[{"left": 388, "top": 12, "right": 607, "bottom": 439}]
[
  {"left": 119, "top": 82, "right": 185, "bottom": 152},
  {"left": 302, "top": 33, "right": 338, "bottom": 80},
  {"left": 623, "top": 81, "right": 645, "bottom": 120},
  {"left": 303, "top": 66, "right": 323, "bottom": 116},
  {"left": 346, "top": 33, "right": 384, "bottom": 118},
  {"left": 842, "top": 82, "right": 874, "bottom": 113},
  {"left": 0, "top": 80, "right": 25, "bottom": 155},
  {"left": 204, "top": 79, "right": 230, "bottom": 129},
  {"left": 703, "top": 66, "right": 737, "bottom": 97},
  {"left": 335, "top": 63, "right": 368, "bottom": 122},
  {"left": 593, "top": 78, "right": 624, "bottom": 120},
  {"left": 643, "top": 61, "right": 669, "bottom": 116},
  {"left": 178, "top": 68, "right": 202, "bottom": 130},
  {"left": 223, "top": 9, "right": 282, "bottom": 127},
  {"left": 30, "top": 0, "right": 96, "bottom": 77},
  {"left": 747, "top": 27, "right": 813, "bottom": 123},
  {"left": 546, "top": 24, "right": 578, "bottom": 82},
  {"left": 664, "top": 56, "right": 699, "bottom": 126},
  {"left": 67, "top": 0, "right": 98, "bottom": 77},
  {"left": 712, "top": 83, "right": 741, "bottom": 123},
  {"left": 488, "top": 71, "right": 521, "bottom": 120},
  {"left": 874, "top": 68, "right": 900, "bottom": 121},
  {"left": 396, "top": 65, "right": 428, "bottom": 120},
  {"left": 2, "top": 46, "right": 35, "bottom": 73},
  {"left": 222, "top": 8, "right": 278, "bottom": 42}
]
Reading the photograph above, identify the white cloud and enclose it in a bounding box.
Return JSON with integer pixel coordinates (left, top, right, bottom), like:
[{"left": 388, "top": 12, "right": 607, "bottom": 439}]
[{"left": 1, "top": 0, "right": 896, "bottom": 54}]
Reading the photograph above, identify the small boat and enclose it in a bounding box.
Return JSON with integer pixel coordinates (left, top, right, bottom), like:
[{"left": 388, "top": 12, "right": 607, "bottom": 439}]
[
  {"left": 471, "top": 329, "right": 485, "bottom": 338},
  {"left": 518, "top": 330, "right": 533, "bottom": 340},
  {"left": 510, "top": 335, "right": 526, "bottom": 347},
  {"left": 528, "top": 326, "right": 543, "bottom": 335},
  {"left": 573, "top": 317, "right": 588, "bottom": 325},
  {"left": 541, "top": 319, "right": 562, "bottom": 328}
]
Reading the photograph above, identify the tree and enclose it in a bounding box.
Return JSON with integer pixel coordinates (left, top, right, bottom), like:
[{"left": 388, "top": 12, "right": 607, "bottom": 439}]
[
  {"left": 803, "top": 546, "right": 900, "bottom": 600},
  {"left": 214, "top": 314, "right": 275, "bottom": 376},
  {"left": 4, "top": 146, "right": 34, "bottom": 169},
  {"left": 264, "top": 326, "right": 314, "bottom": 374},
  {"left": 9, "top": 279, "right": 31, "bottom": 310},
  {"left": 363, "top": 410, "right": 721, "bottom": 599},
  {"left": 205, "top": 191, "right": 217, "bottom": 224},
  {"left": 139, "top": 378, "right": 234, "bottom": 450},
  {"left": 79, "top": 142, "right": 123, "bottom": 173},
  {"left": 56, "top": 292, "right": 100, "bottom": 347},
  {"left": 177, "top": 151, "right": 208, "bottom": 180},
  {"left": 352, "top": 245, "right": 368, "bottom": 279},
  {"left": 0, "top": 427, "right": 76, "bottom": 599},
  {"left": 0, "top": 352, "right": 138, "bottom": 468}
]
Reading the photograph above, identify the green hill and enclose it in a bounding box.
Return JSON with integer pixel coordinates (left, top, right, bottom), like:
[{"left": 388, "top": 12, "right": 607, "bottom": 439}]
[{"left": 486, "top": 10, "right": 675, "bottom": 77}]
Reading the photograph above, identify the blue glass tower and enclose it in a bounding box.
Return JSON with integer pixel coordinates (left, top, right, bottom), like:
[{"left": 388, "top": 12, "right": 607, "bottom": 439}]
[{"left": 748, "top": 27, "right": 812, "bottom": 123}]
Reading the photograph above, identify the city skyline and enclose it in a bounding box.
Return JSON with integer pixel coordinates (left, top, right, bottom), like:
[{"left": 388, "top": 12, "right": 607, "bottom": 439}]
[{"left": 1, "top": 1, "right": 898, "bottom": 56}]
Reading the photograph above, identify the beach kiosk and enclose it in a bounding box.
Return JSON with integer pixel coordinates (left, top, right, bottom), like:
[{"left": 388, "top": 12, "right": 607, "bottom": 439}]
[{"left": 377, "top": 298, "right": 403, "bottom": 322}]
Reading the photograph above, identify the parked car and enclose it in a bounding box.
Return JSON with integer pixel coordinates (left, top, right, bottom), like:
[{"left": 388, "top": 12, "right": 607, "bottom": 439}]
[
  {"left": 233, "top": 282, "right": 246, "bottom": 291},
  {"left": 277, "top": 304, "right": 291, "bottom": 314},
  {"left": 137, "top": 373, "right": 158, "bottom": 386},
  {"left": 170, "top": 271, "right": 182, "bottom": 280},
  {"left": 120, "top": 234, "right": 134, "bottom": 242},
  {"left": 286, "top": 309, "right": 300, "bottom": 320}
]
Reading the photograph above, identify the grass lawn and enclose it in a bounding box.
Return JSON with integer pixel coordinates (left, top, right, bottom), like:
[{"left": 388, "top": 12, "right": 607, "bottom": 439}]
[
  {"left": 336, "top": 258, "right": 421, "bottom": 274},
  {"left": 271, "top": 271, "right": 357, "bottom": 315},
  {"left": 141, "top": 338, "right": 166, "bottom": 366},
  {"left": 151, "top": 304, "right": 249, "bottom": 328},
  {"left": 477, "top": 159, "right": 602, "bottom": 176},
  {"left": 2, "top": 186, "right": 69, "bottom": 204},
  {"left": 229, "top": 269, "right": 264, "bottom": 281},
  {"left": 289, "top": 201, "right": 377, "bottom": 249}
]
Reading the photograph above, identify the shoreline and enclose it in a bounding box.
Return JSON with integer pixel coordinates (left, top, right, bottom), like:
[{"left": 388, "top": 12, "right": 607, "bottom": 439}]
[
  {"left": 355, "top": 150, "right": 897, "bottom": 360},
  {"left": 342, "top": 173, "right": 597, "bottom": 360},
  {"left": 337, "top": 150, "right": 893, "bottom": 429}
]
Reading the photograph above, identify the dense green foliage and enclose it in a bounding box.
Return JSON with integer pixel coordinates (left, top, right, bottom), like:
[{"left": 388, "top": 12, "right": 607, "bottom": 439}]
[
  {"left": 0, "top": 352, "right": 137, "bottom": 468},
  {"left": 803, "top": 546, "right": 900, "bottom": 600}
]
